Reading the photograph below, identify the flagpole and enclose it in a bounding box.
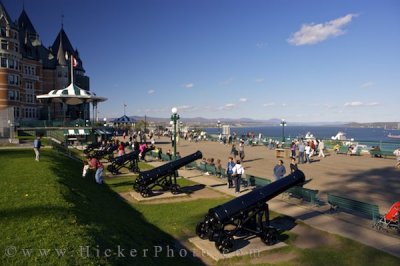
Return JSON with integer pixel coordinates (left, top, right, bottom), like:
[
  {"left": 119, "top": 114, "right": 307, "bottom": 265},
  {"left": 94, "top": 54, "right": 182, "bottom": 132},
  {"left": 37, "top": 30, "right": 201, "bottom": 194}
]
[{"left": 70, "top": 54, "right": 74, "bottom": 85}]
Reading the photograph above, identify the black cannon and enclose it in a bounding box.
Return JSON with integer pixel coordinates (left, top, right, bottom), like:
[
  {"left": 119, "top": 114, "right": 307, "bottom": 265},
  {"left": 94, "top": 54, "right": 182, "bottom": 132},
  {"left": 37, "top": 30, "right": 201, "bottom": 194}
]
[
  {"left": 92, "top": 144, "right": 118, "bottom": 161},
  {"left": 107, "top": 151, "right": 140, "bottom": 175},
  {"left": 133, "top": 150, "right": 202, "bottom": 197},
  {"left": 83, "top": 142, "right": 102, "bottom": 154},
  {"left": 196, "top": 170, "right": 305, "bottom": 253}
]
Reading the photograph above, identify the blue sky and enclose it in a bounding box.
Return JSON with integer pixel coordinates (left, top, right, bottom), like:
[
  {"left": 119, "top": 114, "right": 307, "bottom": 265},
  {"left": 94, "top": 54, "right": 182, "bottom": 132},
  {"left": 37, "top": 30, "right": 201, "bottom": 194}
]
[{"left": 5, "top": 0, "right": 400, "bottom": 122}]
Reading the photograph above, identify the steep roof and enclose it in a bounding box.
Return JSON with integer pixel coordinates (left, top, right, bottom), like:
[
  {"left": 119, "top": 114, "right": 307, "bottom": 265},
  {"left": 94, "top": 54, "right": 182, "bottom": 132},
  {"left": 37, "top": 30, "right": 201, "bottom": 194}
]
[
  {"left": 18, "top": 9, "right": 37, "bottom": 35},
  {"left": 0, "top": 1, "right": 16, "bottom": 29},
  {"left": 51, "top": 28, "right": 84, "bottom": 70}
]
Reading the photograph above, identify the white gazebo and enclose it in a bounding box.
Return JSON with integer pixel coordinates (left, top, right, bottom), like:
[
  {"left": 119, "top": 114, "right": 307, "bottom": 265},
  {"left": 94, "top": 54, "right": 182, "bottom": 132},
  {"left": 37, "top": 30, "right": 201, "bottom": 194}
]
[{"left": 37, "top": 82, "right": 107, "bottom": 122}]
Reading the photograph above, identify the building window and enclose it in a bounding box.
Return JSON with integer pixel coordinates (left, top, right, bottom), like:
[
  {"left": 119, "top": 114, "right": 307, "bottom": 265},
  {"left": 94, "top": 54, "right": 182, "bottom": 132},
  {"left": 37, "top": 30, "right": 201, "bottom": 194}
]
[
  {"left": 15, "top": 43, "right": 18, "bottom": 53},
  {"left": 1, "top": 40, "right": 8, "bottom": 50},
  {"left": 8, "top": 90, "right": 19, "bottom": 101},
  {"left": 0, "top": 27, "right": 5, "bottom": 37},
  {"left": 9, "top": 59, "right": 14, "bottom": 69},
  {"left": 1, "top": 57, "right": 6, "bottom": 67}
]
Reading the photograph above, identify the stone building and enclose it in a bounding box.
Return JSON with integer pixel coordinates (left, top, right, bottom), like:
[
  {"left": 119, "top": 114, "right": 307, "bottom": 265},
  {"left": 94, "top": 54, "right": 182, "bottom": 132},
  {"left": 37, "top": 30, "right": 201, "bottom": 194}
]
[{"left": 0, "top": 3, "right": 90, "bottom": 137}]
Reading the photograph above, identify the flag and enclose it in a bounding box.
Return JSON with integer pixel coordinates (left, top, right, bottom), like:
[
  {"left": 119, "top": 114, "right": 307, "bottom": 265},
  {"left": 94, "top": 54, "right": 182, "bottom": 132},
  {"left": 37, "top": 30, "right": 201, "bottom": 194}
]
[{"left": 72, "top": 56, "right": 78, "bottom": 68}]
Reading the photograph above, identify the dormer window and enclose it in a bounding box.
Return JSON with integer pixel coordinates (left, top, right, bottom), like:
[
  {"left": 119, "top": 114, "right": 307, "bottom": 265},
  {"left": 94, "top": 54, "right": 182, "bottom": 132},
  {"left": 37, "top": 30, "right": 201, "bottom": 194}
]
[{"left": 0, "top": 27, "right": 6, "bottom": 37}]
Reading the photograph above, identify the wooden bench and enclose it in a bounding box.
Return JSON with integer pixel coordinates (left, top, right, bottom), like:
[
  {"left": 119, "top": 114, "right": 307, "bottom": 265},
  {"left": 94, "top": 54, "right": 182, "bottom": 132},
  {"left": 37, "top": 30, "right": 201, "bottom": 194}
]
[
  {"left": 286, "top": 186, "right": 320, "bottom": 205},
  {"left": 327, "top": 193, "right": 380, "bottom": 221}
]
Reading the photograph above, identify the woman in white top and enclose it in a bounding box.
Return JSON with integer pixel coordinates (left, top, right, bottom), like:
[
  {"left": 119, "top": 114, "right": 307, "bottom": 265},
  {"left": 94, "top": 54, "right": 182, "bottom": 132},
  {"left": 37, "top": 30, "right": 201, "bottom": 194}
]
[{"left": 232, "top": 160, "right": 245, "bottom": 194}]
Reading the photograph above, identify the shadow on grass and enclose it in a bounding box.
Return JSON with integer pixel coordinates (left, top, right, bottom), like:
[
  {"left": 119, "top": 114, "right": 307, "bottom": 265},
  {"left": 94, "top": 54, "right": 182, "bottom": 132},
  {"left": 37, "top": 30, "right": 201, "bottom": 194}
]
[{"left": 47, "top": 151, "right": 205, "bottom": 265}]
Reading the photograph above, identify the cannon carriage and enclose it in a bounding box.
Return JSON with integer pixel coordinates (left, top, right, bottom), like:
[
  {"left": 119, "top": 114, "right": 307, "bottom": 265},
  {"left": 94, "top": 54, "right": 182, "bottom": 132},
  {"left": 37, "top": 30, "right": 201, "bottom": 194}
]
[
  {"left": 92, "top": 144, "right": 118, "bottom": 161},
  {"left": 196, "top": 170, "right": 305, "bottom": 253},
  {"left": 83, "top": 142, "right": 102, "bottom": 154},
  {"left": 107, "top": 151, "right": 140, "bottom": 175},
  {"left": 133, "top": 150, "right": 202, "bottom": 197}
]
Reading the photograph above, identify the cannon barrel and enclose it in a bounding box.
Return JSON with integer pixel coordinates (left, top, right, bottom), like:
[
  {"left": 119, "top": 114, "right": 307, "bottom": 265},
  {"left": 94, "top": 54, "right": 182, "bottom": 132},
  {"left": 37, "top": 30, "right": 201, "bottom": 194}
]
[
  {"left": 210, "top": 170, "right": 305, "bottom": 222},
  {"left": 137, "top": 150, "right": 202, "bottom": 186}
]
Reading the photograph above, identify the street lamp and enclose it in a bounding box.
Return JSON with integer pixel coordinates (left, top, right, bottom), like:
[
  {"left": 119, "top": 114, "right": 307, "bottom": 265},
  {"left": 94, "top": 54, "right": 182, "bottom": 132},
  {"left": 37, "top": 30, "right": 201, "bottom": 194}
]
[
  {"left": 280, "top": 119, "right": 287, "bottom": 143},
  {"left": 217, "top": 120, "right": 221, "bottom": 135},
  {"left": 103, "top": 117, "right": 107, "bottom": 127},
  {"left": 170, "top": 107, "right": 180, "bottom": 159}
]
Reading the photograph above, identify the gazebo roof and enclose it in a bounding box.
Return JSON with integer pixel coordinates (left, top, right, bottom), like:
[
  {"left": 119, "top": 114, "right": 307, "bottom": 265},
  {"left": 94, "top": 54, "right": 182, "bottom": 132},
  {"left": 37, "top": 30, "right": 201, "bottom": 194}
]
[
  {"left": 113, "top": 115, "right": 136, "bottom": 123},
  {"left": 37, "top": 83, "right": 107, "bottom": 105}
]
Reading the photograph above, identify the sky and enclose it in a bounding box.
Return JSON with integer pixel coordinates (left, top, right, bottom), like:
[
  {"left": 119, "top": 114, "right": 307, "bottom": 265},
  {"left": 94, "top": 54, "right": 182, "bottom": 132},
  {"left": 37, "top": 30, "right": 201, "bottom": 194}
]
[{"left": 4, "top": 0, "right": 400, "bottom": 123}]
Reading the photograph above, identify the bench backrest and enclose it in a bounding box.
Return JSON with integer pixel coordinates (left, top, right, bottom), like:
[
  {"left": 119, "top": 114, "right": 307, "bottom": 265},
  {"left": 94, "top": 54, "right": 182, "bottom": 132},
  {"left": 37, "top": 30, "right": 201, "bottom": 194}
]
[
  {"left": 327, "top": 193, "right": 380, "bottom": 221},
  {"left": 287, "top": 186, "right": 319, "bottom": 205}
]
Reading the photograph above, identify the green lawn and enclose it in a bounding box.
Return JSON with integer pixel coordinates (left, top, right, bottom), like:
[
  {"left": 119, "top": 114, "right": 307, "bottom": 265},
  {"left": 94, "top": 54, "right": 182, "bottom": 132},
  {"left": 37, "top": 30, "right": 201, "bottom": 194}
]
[
  {"left": 0, "top": 149, "right": 201, "bottom": 265},
  {"left": 1, "top": 149, "right": 400, "bottom": 266}
]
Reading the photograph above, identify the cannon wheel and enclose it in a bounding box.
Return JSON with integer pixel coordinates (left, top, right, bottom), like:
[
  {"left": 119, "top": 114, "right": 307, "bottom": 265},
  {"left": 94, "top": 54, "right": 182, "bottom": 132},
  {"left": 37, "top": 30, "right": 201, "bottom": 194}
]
[
  {"left": 215, "top": 236, "right": 234, "bottom": 254},
  {"left": 196, "top": 222, "right": 208, "bottom": 239},
  {"left": 133, "top": 180, "right": 141, "bottom": 192},
  {"left": 261, "top": 227, "right": 278, "bottom": 246},
  {"left": 171, "top": 184, "right": 181, "bottom": 195},
  {"left": 140, "top": 188, "right": 152, "bottom": 198}
]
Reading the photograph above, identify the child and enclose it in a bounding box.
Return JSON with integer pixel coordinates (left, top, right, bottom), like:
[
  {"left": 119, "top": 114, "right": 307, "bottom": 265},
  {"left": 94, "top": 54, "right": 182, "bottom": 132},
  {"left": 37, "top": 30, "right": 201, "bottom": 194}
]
[{"left": 82, "top": 160, "right": 90, "bottom": 178}]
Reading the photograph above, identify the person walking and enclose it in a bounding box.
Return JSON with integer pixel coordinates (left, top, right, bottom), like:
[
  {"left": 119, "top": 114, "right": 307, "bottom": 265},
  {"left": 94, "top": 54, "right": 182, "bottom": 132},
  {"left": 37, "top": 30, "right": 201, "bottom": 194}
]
[
  {"left": 290, "top": 142, "right": 296, "bottom": 158},
  {"left": 226, "top": 157, "right": 235, "bottom": 188},
  {"left": 230, "top": 144, "right": 238, "bottom": 160},
  {"left": 231, "top": 160, "right": 244, "bottom": 194},
  {"left": 298, "top": 141, "right": 305, "bottom": 164},
  {"left": 289, "top": 157, "right": 298, "bottom": 173},
  {"left": 318, "top": 140, "right": 325, "bottom": 158},
  {"left": 273, "top": 160, "right": 286, "bottom": 181},
  {"left": 394, "top": 148, "right": 400, "bottom": 168},
  {"left": 33, "top": 136, "right": 41, "bottom": 161},
  {"left": 305, "top": 143, "right": 312, "bottom": 164},
  {"left": 89, "top": 156, "right": 104, "bottom": 184},
  {"left": 238, "top": 140, "right": 245, "bottom": 163}
]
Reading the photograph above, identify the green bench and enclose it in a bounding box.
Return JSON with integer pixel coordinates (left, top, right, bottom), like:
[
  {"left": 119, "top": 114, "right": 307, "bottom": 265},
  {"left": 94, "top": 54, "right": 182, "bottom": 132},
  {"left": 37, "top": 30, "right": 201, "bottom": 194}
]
[
  {"left": 370, "top": 150, "right": 396, "bottom": 159},
  {"left": 248, "top": 175, "right": 272, "bottom": 187},
  {"left": 286, "top": 186, "right": 320, "bottom": 205},
  {"left": 184, "top": 160, "right": 198, "bottom": 170},
  {"left": 336, "top": 145, "right": 349, "bottom": 154},
  {"left": 327, "top": 193, "right": 380, "bottom": 221}
]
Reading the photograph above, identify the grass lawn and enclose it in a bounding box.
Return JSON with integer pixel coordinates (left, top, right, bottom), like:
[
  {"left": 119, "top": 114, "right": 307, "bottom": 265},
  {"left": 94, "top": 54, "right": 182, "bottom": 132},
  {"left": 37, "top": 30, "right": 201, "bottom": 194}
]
[
  {"left": 0, "top": 149, "right": 202, "bottom": 265},
  {"left": 1, "top": 149, "right": 400, "bottom": 266}
]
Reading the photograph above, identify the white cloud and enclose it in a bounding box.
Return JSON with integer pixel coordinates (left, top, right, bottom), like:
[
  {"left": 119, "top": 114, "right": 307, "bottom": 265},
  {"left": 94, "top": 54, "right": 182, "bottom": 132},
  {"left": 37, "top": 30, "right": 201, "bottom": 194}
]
[
  {"left": 263, "top": 102, "right": 275, "bottom": 107},
  {"left": 177, "top": 105, "right": 192, "bottom": 110},
  {"left": 147, "top": 89, "right": 155, "bottom": 94},
  {"left": 255, "top": 78, "right": 264, "bottom": 83},
  {"left": 288, "top": 13, "right": 358, "bottom": 46},
  {"left": 183, "top": 83, "right": 194, "bottom": 88},
  {"left": 344, "top": 101, "right": 380, "bottom": 107},
  {"left": 219, "top": 103, "right": 236, "bottom": 110},
  {"left": 360, "top": 81, "right": 374, "bottom": 88},
  {"left": 239, "top": 98, "right": 248, "bottom": 102}
]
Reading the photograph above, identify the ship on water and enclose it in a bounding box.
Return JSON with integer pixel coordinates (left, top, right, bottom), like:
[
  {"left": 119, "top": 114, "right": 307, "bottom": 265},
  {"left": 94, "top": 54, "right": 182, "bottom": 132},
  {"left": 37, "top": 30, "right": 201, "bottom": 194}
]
[{"left": 387, "top": 133, "right": 400, "bottom": 139}]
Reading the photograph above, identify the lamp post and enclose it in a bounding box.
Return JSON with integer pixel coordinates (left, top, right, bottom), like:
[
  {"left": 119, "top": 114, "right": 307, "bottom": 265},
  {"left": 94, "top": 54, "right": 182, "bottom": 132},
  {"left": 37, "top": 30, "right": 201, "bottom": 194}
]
[
  {"left": 217, "top": 120, "right": 221, "bottom": 135},
  {"left": 280, "top": 119, "right": 287, "bottom": 143},
  {"left": 170, "top": 107, "right": 180, "bottom": 159},
  {"left": 103, "top": 117, "right": 107, "bottom": 127}
]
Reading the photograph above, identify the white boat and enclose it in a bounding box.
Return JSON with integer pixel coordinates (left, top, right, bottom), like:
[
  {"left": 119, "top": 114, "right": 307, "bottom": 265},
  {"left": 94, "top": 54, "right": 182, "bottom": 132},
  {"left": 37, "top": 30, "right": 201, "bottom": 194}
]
[
  {"left": 331, "top": 131, "right": 354, "bottom": 141},
  {"left": 305, "top": 132, "right": 315, "bottom": 139},
  {"left": 332, "top": 131, "right": 348, "bottom": 141},
  {"left": 388, "top": 133, "right": 400, "bottom": 139}
]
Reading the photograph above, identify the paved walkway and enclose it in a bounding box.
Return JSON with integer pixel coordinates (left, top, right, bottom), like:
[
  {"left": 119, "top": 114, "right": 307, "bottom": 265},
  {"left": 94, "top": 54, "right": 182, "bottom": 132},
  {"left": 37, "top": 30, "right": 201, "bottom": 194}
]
[{"left": 162, "top": 165, "right": 400, "bottom": 258}]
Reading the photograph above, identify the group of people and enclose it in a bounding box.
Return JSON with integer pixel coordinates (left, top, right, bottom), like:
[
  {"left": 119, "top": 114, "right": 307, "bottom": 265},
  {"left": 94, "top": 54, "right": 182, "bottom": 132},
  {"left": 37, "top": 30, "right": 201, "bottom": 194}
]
[{"left": 290, "top": 139, "right": 326, "bottom": 164}]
